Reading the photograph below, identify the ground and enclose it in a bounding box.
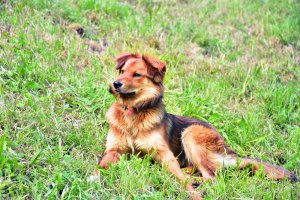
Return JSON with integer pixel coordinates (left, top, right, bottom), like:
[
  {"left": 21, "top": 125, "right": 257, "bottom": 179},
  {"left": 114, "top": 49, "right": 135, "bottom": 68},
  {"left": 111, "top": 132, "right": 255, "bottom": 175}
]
[{"left": 0, "top": 0, "right": 299, "bottom": 199}]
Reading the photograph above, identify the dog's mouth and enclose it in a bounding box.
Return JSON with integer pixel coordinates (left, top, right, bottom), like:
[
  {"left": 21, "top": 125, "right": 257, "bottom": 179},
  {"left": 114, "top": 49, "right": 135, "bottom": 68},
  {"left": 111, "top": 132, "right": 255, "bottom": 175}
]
[
  {"left": 109, "top": 84, "right": 137, "bottom": 98},
  {"left": 115, "top": 88, "right": 136, "bottom": 97},
  {"left": 119, "top": 91, "right": 136, "bottom": 97}
]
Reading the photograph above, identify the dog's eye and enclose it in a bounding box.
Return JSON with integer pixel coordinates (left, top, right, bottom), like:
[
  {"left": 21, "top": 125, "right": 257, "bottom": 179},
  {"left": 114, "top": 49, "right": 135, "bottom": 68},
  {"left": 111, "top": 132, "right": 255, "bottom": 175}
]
[{"left": 133, "top": 73, "right": 141, "bottom": 77}]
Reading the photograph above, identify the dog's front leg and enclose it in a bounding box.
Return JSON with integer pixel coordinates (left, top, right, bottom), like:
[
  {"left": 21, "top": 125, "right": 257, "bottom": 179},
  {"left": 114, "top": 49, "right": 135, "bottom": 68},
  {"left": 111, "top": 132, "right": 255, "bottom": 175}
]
[
  {"left": 88, "top": 127, "right": 125, "bottom": 182},
  {"left": 154, "top": 149, "right": 202, "bottom": 200},
  {"left": 87, "top": 148, "right": 121, "bottom": 182},
  {"left": 96, "top": 126, "right": 127, "bottom": 169}
]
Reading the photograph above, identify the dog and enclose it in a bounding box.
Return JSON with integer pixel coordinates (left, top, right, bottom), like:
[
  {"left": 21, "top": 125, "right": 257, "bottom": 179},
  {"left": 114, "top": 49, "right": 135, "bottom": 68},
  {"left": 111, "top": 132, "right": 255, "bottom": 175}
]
[{"left": 89, "top": 53, "right": 297, "bottom": 199}]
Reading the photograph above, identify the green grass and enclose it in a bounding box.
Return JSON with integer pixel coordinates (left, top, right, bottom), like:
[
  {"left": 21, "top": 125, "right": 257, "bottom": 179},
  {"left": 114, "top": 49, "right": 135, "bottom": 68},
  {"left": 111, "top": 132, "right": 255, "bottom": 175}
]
[{"left": 0, "top": 0, "right": 299, "bottom": 199}]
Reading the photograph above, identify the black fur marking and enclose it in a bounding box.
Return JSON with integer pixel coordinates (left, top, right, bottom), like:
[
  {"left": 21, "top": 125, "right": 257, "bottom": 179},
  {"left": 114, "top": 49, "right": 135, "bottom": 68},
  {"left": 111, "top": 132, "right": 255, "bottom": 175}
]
[
  {"left": 165, "top": 114, "right": 215, "bottom": 167},
  {"left": 136, "top": 95, "right": 163, "bottom": 112}
]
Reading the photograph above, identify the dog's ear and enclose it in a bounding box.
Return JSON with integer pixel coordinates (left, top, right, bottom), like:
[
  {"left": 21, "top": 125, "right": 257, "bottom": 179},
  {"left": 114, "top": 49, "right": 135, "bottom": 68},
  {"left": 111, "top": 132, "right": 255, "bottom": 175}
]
[
  {"left": 143, "top": 55, "right": 166, "bottom": 83},
  {"left": 115, "top": 53, "right": 139, "bottom": 71}
]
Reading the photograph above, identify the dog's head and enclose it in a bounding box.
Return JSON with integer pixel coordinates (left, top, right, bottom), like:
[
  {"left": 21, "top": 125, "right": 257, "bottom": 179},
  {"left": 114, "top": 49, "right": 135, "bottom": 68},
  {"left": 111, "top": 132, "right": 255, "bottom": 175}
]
[{"left": 109, "top": 53, "right": 166, "bottom": 109}]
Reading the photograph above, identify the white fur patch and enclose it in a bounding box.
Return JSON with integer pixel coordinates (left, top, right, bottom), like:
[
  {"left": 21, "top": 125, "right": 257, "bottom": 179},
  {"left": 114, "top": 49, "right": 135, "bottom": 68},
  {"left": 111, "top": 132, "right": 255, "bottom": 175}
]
[
  {"left": 213, "top": 154, "right": 237, "bottom": 168},
  {"left": 87, "top": 174, "right": 100, "bottom": 182}
]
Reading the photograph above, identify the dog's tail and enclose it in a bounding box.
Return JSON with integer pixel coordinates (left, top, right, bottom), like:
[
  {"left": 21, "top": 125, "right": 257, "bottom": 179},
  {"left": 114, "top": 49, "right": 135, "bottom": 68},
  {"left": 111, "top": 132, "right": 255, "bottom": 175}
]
[{"left": 238, "top": 157, "right": 297, "bottom": 182}]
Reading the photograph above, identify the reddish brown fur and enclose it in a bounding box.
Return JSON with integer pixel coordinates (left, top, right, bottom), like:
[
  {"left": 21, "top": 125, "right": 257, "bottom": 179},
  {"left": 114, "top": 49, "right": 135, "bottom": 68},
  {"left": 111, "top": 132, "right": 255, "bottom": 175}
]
[{"left": 90, "top": 53, "right": 297, "bottom": 199}]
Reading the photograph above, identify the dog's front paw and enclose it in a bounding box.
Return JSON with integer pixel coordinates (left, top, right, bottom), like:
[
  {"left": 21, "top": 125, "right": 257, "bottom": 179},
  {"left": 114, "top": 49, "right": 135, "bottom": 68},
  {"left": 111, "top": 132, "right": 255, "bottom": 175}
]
[
  {"left": 189, "top": 192, "right": 202, "bottom": 200},
  {"left": 87, "top": 169, "right": 100, "bottom": 182}
]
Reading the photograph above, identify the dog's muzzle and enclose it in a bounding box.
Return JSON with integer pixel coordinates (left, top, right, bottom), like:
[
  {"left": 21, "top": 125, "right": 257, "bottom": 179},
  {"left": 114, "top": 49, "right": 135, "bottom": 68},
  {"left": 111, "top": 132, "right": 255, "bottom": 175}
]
[{"left": 111, "top": 80, "right": 136, "bottom": 97}]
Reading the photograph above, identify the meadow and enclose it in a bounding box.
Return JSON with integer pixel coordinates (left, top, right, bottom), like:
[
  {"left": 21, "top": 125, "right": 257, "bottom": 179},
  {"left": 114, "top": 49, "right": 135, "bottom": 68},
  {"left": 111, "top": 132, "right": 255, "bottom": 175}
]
[{"left": 0, "top": 0, "right": 299, "bottom": 199}]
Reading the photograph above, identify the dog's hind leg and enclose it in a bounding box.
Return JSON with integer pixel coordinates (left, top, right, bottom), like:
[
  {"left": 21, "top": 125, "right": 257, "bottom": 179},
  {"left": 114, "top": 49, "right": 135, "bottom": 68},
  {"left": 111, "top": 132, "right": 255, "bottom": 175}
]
[
  {"left": 181, "top": 125, "right": 297, "bottom": 183},
  {"left": 153, "top": 148, "right": 202, "bottom": 200},
  {"left": 181, "top": 125, "right": 237, "bottom": 180}
]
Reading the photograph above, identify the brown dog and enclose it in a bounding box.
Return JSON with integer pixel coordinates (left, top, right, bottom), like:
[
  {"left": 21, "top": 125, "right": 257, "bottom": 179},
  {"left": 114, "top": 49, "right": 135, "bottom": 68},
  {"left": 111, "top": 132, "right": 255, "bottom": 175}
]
[{"left": 89, "top": 53, "right": 297, "bottom": 199}]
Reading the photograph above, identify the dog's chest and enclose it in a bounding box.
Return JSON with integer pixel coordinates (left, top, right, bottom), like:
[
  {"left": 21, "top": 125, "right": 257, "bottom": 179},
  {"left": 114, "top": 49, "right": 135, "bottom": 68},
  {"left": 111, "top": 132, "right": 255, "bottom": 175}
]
[
  {"left": 125, "top": 131, "right": 165, "bottom": 153},
  {"left": 106, "top": 104, "right": 168, "bottom": 153},
  {"left": 106, "top": 105, "right": 165, "bottom": 135}
]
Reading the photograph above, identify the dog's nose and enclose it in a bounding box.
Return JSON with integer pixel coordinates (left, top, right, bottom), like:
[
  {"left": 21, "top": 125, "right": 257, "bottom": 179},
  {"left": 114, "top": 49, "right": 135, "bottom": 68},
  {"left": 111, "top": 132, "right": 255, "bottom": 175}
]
[{"left": 113, "top": 80, "right": 123, "bottom": 89}]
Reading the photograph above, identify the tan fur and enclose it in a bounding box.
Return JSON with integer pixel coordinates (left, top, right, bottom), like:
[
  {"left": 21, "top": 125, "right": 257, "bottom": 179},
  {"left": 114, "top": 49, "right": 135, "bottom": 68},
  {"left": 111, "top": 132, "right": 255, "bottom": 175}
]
[{"left": 90, "top": 53, "right": 297, "bottom": 200}]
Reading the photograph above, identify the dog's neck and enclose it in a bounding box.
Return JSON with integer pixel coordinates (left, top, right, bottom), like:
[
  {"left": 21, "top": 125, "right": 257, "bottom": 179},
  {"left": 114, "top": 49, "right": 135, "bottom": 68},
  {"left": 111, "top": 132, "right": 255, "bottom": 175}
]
[
  {"left": 120, "top": 95, "right": 163, "bottom": 116},
  {"left": 121, "top": 106, "right": 135, "bottom": 116}
]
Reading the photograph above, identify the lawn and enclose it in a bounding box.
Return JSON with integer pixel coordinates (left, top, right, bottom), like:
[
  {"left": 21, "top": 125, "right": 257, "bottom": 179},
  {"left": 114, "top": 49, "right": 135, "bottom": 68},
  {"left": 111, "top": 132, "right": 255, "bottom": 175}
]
[{"left": 0, "top": 0, "right": 299, "bottom": 199}]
